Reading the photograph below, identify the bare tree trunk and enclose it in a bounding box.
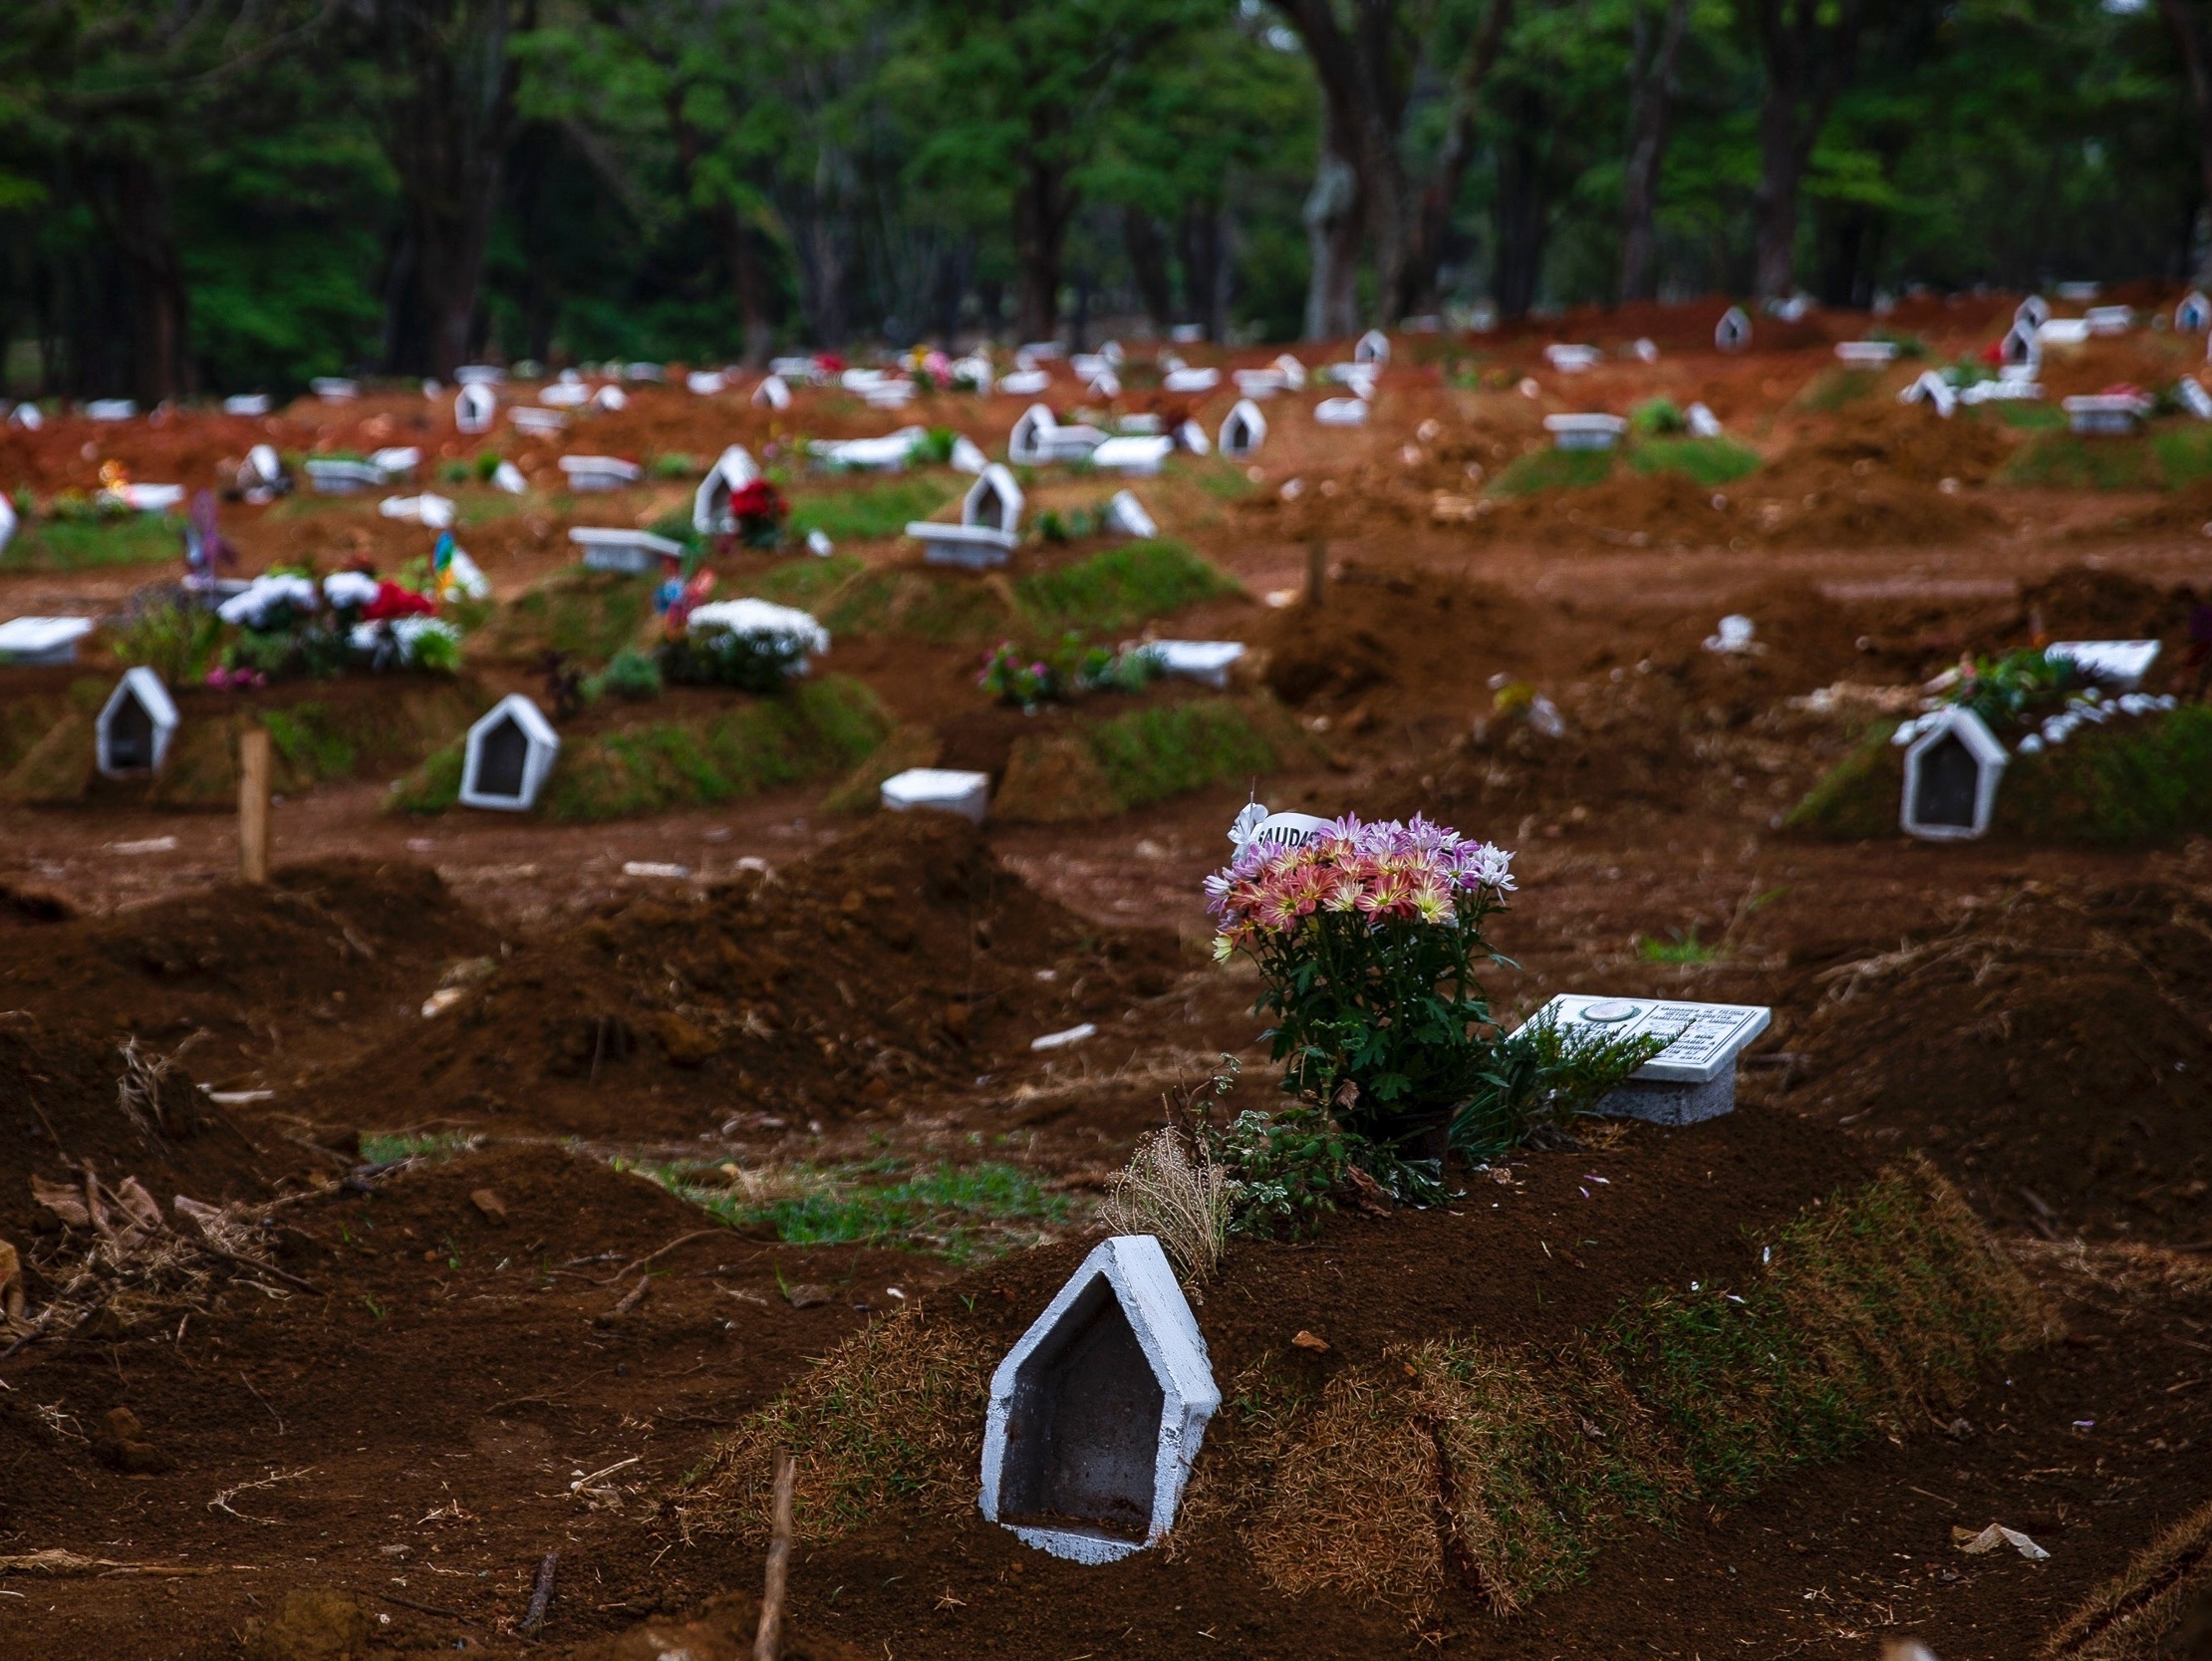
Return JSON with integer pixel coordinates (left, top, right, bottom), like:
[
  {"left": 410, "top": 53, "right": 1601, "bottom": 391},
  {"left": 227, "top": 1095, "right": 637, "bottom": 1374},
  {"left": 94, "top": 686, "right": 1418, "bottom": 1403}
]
[
  {"left": 1493, "top": 95, "right": 1550, "bottom": 322},
  {"left": 1393, "top": 0, "right": 1515, "bottom": 321},
  {"left": 1123, "top": 207, "right": 1175, "bottom": 330},
  {"left": 375, "top": 0, "right": 527, "bottom": 377},
  {"left": 1303, "top": 132, "right": 1362, "bottom": 341},
  {"left": 1013, "top": 154, "right": 1073, "bottom": 343},
  {"left": 2159, "top": 0, "right": 2212, "bottom": 282},
  {"left": 1618, "top": 0, "right": 1689, "bottom": 303},
  {"left": 1745, "top": 0, "right": 1860, "bottom": 303},
  {"left": 110, "top": 158, "right": 192, "bottom": 403}
]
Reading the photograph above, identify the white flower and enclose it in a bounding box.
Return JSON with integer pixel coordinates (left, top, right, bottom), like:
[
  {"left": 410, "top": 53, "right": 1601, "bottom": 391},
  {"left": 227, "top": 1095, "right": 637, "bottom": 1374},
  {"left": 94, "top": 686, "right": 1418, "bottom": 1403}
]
[
  {"left": 323, "top": 570, "right": 382, "bottom": 609},
  {"left": 217, "top": 573, "right": 319, "bottom": 628},
  {"left": 687, "top": 599, "right": 829, "bottom": 657}
]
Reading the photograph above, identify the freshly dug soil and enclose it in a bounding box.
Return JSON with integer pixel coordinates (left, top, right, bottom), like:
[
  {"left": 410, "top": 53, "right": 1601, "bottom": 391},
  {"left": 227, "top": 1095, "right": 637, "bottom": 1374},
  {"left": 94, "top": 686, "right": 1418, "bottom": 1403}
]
[
  {"left": 325, "top": 812, "right": 1182, "bottom": 1139},
  {"left": 0, "top": 859, "right": 497, "bottom": 1080},
  {"left": 1262, "top": 562, "right": 1536, "bottom": 719},
  {"left": 1781, "top": 876, "right": 2212, "bottom": 1239}
]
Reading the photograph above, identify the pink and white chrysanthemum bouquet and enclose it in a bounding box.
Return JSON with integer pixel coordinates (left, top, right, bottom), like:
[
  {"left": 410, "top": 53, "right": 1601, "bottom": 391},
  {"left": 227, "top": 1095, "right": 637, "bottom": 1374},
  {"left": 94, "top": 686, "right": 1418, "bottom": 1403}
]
[{"left": 1207, "top": 813, "right": 1516, "bottom": 1150}]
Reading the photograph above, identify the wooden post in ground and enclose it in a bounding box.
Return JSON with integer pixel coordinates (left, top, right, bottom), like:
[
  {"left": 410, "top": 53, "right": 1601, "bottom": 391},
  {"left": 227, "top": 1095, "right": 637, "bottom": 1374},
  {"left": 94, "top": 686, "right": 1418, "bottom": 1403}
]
[
  {"left": 1305, "top": 539, "right": 1327, "bottom": 608},
  {"left": 753, "top": 1449, "right": 796, "bottom": 1661},
  {"left": 237, "top": 727, "right": 271, "bottom": 885}
]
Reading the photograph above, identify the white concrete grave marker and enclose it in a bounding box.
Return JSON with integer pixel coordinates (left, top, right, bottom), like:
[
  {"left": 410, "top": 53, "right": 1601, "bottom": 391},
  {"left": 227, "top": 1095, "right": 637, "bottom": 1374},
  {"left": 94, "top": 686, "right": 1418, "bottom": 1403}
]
[
  {"left": 624, "top": 362, "right": 665, "bottom": 383},
  {"left": 2058, "top": 280, "right": 2101, "bottom": 301},
  {"left": 310, "top": 378, "right": 358, "bottom": 403},
  {"left": 1007, "top": 406, "right": 1103, "bottom": 465},
  {"left": 1900, "top": 705, "right": 2008, "bottom": 841},
  {"left": 1542, "top": 344, "right": 1600, "bottom": 374},
  {"left": 1313, "top": 397, "right": 1369, "bottom": 426},
  {"left": 1272, "top": 355, "right": 1307, "bottom": 391},
  {"left": 1232, "top": 368, "right": 1285, "bottom": 400},
  {"left": 568, "top": 527, "right": 687, "bottom": 574},
  {"left": 1544, "top": 414, "right": 1626, "bottom": 451},
  {"left": 87, "top": 400, "right": 137, "bottom": 421},
  {"left": 751, "top": 375, "right": 792, "bottom": 411},
  {"left": 693, "top": 445, "right": 762, "bottom": 535},
  {"left": 1170, "top": 323, "right": 1205, "bottom": 344},
  {"left": 908, "top": 463, "right": 1024, "bottom": 569},
  {"left": 999, "top": 369, "right": 1052, "bottom": 397},
  {"left": 2039, "top": 318, "right": 2091, "bottom": 347},
  {"left": 2000, "top": 322, "right": 2042, "bottom": 369},
  {"left": 1516, "top": 994, "right": 1773, "bottom": 1125},
  {"left": 116, "top": 483, "right": 185, "bottom": 512},
  {"left": 558, "top": 455, "right": 642, "bottom": 493},
  {"left": 510, "top": 407, "right": 568, "bottom": 436},
  {"left": 455, "top": 381, "right": 497, "bottom": 434},
  {"left": 2048, "top": 639, "right": 2159, "bottom": 691},
  {"left": 1218, "top": 399, "right": 1267, "bottom": 459},
  {"left": 8, "top": 402, "right": 42, "bottom": 429},
  {"left": 1835, "top": 340, "right": 1899, "bottom": 366},
  {"left": 2180, "top": 292, "right": 2212, "bottom": 333},
  {"left": 0, "top": 491, "right": 14, "bottom": 558},
  {"left": 1686, "top": 402, "right": 1724, "bottom": 438},
  {"left": 881, "top": 767, "right": 990, "bottom": 823},
  {"left": 2016, "top": 294, "right": 2052, "bottom": 329},
  {"left": 1353, "top": 330, "right": 1390, "bottom": 366},
  {"left": 223, "top": 394, "right": 270, "bottom": 417},
  {"left": 1145, "top": 640, "right": 1245, "bottom": 689},
  {"left": 2181, "top": 379, "right": 2212, "bottom": 421},
  {"left": 812, "top": 427, "right": 927, "bottom": 471},
  {"left": 980, "top": 1235, "right": 1220, "bottom": 1565},
  {"left": 2064, "top": 392, "right": 2150, "bottom": 435},
  {"left": 97, "top": 668, "right": 179, "bottom": 777},
  {"left": 950, "top": 434, "right": 989, "bottom": 474},
  {"left": 686, "top": 370, "right": 727, "bottom": 396},
  {"left": 305, "top": 459, "right": 384, "bottom": 494},
  {"left": 1162, "top": 366, "right": 1220, "bottom": 394},
  {"left": 1715, "top": 307, "right": 1751, "bottom": 352},
  {"left": 1105, "top": 490, "right": 1157, "bottom": 539},
  {"left": 541, "top": 372, "right": 590, "bottom": 408},
  {"left": 0, "top": 616, "right": 94, "bottom": 666},
  {"left": 455, "top": 365, "right": 505, "bottom": 386},
  {"left": 459, "top": 694, "right": 560, "bottom": 812},
  {"left": 379, "top": 493, "right": 456, "bottom": 529},
  {"left": 593, "top": 384, "right": 627, "bottom": 413},
  {"left": 491, "top": 460, "right": 527, "bottom": 495},
  {"left": 1899, "top": 372, "right": 1956, "bottom": 418},
  {"left": 1178, "top": 418, "right": 1211, "bottom": 456},
  {"left": 1090, "top": 434, "right": 1174, "bottom": 474},
  {"left": 2085, "top": 305, "right": 2133, "bottom": 337},
  {"left": 769, "top": 357, "right": 819, "bottom": 383}
]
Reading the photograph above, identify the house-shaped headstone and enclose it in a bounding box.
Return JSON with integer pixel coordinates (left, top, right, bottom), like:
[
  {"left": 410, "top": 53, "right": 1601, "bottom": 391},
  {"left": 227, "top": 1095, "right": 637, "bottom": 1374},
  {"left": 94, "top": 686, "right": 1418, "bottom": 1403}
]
[
  {"left": 1105, "top": 490, "right": 1157, "bottom": 539},
  {"left": 1899, "top": 372, "right": 1956, "bottom": 418},
  {"left": 237, "top": 444, "right": 285, "bottom": 502},
  {"left": 980, "top": 1235, "right": 1220, "bottom": 1564},
  {"left": 459, "top": 694, "right": 560, "bottom": 812},
  {"left": 455, "top": 365, "right": 505, "bottom": 386},
  {"left": 1715, "top": 306, "right": 1752, "bottom": 352},
  {"left": 223, "top": 394, "right": 270, "bottom": 417},
  {"left": 693, "top": 445, "right": 763, "bottom": 535},
  {"left": 1516, "top": 994, "right": 1773, "bottom": 1125},
  {"left": 2180, "top": 378, "right": 2212, "bottom": 421},
  {"left": 751, "top": 375, "right": 792, "bottom": 411},
  {"left": 455, "top": 381, "right": 497, "bottom": 434},
  {"left": 2180, "top": 291, "right": 2211, "bottom": 333},
  {"left": 1219, "top": 399, "right": 1266, "bottom": 459},
  {"left": 0, "top": 492, "right": 14, "bottom": 558},
  {"left": 1178, "top": 418, "right": 1211, "bottom": 456},
  {"left": 908, "top": 464, "right": 1023, "bottom": 569},
  {"left": 8, "top": 402, "right": 43, "bottom": 429},
  {"left": 1314, "top": 397, "right": 1369, "bottom": 426},
  {"left": 2016, "top": 295, "right": 2052, "bottom": 330},
  {"left": 2000, "top": 322, "right": 2041, "bottom": 369},
  {"left": 1353, "top": 330, "right": 1390, "bottom": 367},
  {"left": 1544, "top": 414, "right": 1626, "bottom": 451},
  {"left": 881, "top": 767, "right": 990, "bottom": 823},
  {"left": 569, "top": 527, "right": 687, "bottom": 574},
  {"left": 1273, "top": 355, "right": 1308, "bottom": 390},
  {"left": 1900, "top": 705, "right": 2007, "bottom": 841},
  {"left": 1686, "top": 403, "right": 1724, "bottom": 438},
  {"left": 950, "top": 434, "right": 989, "bottom": 474},
  {"left": 558, "top": 455, "right": 642, "bottom": 493},
  {"left": 97, "top": 668, "right": 179, "bottom": 777}
]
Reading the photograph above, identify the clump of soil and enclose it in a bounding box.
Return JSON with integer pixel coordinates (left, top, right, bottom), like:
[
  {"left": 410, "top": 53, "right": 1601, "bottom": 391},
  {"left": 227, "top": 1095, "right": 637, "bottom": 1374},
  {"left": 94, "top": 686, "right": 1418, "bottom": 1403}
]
[
  {"left": 1782, "top": 877, "right": 2212, "bottom": 1239},
  {"left": 332, "top": 812, "right": 1181, "bottom": 1139},
  {"left": 1778, "top": 402, "right": 2019, "bottom": 486},
  {"left": 1262, "top": 563, "right": 1535, "bottom": 719},
  {"left": 0, "top": 860, "right": 497, "bottom": 1079}
]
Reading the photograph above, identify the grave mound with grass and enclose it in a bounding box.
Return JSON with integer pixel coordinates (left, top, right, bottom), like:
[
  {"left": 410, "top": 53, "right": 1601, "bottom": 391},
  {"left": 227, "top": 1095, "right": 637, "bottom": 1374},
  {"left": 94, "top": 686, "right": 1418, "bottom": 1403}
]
[
  {"left": 321, "top": 812, "right": 1180, "bottom": 1141},
  {"left": 674, "top": 1117, "right": 2047, "bottom": 1653},
  {"left": 387, "top": 675, "right": 889, "bottom": 822},
  {"left": 988, "top": 692, "right": 1313, "bottom": 823},
  {"left": 2003, "top": 424, "right": 2212, "bottom": 492},
  {"left": 1774, "top": 875, "right": 2212, "bottom": 1241},
  {"left": 477, "top": 569, "right": 661, "bottom": 665}
]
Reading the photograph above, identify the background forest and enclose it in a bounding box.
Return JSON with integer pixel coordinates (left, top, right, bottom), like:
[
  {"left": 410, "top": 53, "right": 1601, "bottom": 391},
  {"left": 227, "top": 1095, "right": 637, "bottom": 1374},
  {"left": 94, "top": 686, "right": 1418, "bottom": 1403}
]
[{"left": 3, "top": 0, "right": 2211, "bottom": 400}]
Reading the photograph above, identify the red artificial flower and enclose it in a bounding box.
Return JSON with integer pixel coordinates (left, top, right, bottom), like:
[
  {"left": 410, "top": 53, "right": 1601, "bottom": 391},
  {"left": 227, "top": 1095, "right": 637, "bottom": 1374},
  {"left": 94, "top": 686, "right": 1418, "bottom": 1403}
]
[
  {"left": 730, "top": 478, "right": 786, "bottom": 522},
  {"left": 362, "top": 581, "right": 435, "bottom": 621}
]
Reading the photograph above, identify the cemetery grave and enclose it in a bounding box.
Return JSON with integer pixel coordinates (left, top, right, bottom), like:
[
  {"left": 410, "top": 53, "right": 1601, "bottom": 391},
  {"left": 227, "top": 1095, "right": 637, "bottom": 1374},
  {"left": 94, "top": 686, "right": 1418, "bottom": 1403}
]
[{"left": 8, "top": 299, "right": 2212, "bottom": 1660}]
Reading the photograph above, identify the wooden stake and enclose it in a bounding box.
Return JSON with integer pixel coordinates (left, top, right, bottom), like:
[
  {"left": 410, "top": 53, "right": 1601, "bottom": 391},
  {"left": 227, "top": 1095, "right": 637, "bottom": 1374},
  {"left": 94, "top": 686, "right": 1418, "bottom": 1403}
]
[
  {"left": 520, "top": 1549, "right": 558, "bottom": 1638},
  {"left": 237, "top": 727, "right": 272, "bottom": 885},
  {"left": 1305, "top": 539, "right": 1328, "bottom": 609},
  {"left": 752, "top": 1449, "right": 796, "bottom": 1661}
]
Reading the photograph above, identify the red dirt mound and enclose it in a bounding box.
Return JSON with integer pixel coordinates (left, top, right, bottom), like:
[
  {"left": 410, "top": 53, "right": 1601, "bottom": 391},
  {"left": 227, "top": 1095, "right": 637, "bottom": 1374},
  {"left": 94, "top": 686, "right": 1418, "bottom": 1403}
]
[
  {"left": 1778, "top": 401, "right": 2020, "bottom": 486},
  {"left": 0, "top": 860, "right": 498, "bottom": 1080},
  {"left": 1780, "top": 877, "right": 2212, "bottom": 1240},
  {"left": 329, "top": 812, "right": 1182, "bottom": 1140},
  {"left": 1261, "top": 563, "right": 1536, "bottom": 718}
]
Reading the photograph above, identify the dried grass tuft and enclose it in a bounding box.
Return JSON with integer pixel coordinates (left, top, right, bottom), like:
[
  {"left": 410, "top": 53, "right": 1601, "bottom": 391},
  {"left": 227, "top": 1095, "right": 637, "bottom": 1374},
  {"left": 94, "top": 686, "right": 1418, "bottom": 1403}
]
[
  {"left": 1098, "top": 1127, "right": 1233, "bottom": 1289},
  {"left": 2042, "top": 1496, "right": 2212, "bottom": 1659},
  {"left": 678, "top": 1306, "right": 993, "bottom": 1545}
]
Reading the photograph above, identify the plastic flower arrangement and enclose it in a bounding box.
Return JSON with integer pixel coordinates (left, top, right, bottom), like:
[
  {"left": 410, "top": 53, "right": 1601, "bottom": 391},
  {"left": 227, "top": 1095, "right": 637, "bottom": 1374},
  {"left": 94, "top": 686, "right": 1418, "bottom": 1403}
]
[
  {"left": 1209, "top": 807, "right": 1665, "bottom": 1169},
  {"left": 978, "top": 640, "right": 1059, "bottom": 711},
  {"left": 728, "top": 478, "right": 788, "bottom": 548},
  {"left": 660, "top": 597, "right": 827, "bottom": 692}
]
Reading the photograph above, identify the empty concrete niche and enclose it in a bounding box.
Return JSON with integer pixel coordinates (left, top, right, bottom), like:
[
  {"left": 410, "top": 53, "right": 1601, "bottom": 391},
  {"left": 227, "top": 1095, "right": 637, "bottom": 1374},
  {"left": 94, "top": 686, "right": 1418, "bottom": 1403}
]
[
  {"left": 1900, "top": 706, "right": 2007, "bottom": 842},
  {"left": 1219, "top": 399, "right": 1267, "bottom": 460},
  {"left": 1516, "top": 993, "right": 1772, "bottom": 1125},
  {"left": 692, "top": 444, "right": 761, "bottom": 535},
  {"left": 910, "top": 465, "right": 1024, "bottom": 569},
  {"left": 459, "top": 694, "right": 560, "bottom": 812},
  {"left": 981, "top": 1235, "right": 1220, "bottom": 1564},
  {"left": 97, "top": 667, "right": 179, "bottom": 777}
]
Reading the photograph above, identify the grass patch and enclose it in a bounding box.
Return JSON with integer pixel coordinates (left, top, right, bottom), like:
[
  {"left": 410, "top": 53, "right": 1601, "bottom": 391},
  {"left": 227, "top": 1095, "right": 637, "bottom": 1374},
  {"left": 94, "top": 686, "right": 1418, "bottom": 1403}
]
[
  {"left": 480, "top": 570, "right": 658, "bottom": 666},
  {"left": 1993, "top": 402, "right": 2066, "bottom": 430},
  {"left": 385, "top": 674, "right": 890, "bottom": 820},
  {"left": 1195, "top": 462, "right": 1257, "bottom": 500},
  {"left": 2001, "top": 431, "right": 2157, "bottom": 491},
  {"left": 1629, "top": 436, "right": 1761, "bottom": 486},
  {"left": 1796, "top": 367, "right": 1882, "bottom": 412},
  {"left": 788, "top": 476, "right": 958, "bottom": 544},
  {"left": 1488, "top": 447, "right": 1615, "bottom": 496},
  {"left": 1634, "top": 928, "right": 1721, "bottom": 965},
  {"left": 1013, "top": 540, "right": 1239, "bottom": 635},
  {"left": 995, "top": 694, "right": 1307, "bottom": 822},
  {"left": 1789, "top": 709, "right": 2212, "bottom": 847},
  {"left": 686, "top": 1159, "right": 2048, "bottom": 1617},
  {"left": 1, "top": 513, "right": 180, "bottom": 571},
  {"left": 2153, "top": 425, "right": 2212, "bottom": 489},
  {"left": 658, "top": 1159, "right": 1069, "bottom": 1262},
  {"left": 820, "top": 722, "right": 943, "bottom": 815},
  {"left": 359, "top": 1130, "right": 478, "bottom": 1164}
]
